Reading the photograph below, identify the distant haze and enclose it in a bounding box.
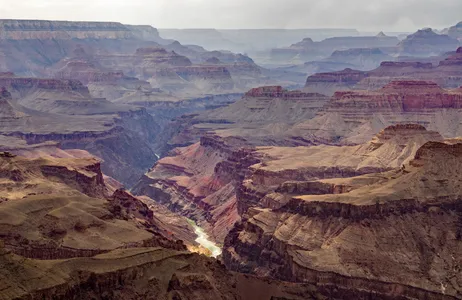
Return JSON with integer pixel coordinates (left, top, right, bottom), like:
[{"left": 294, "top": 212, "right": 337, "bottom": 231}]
[{"left": 0, "top": 0, "right": 460, "bottom": 32}]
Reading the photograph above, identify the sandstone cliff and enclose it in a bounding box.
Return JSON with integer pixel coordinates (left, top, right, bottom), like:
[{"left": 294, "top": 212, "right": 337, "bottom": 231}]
[
  {"left": 132, "top": 135, "right": 259, "bottom": 243},
  {"left": 300, "top": 80, "right": 462, "bottom": 144},
  {"left": 223, "top": 136, "right": 462, "bottom": 299},
  {"left": 0, "top": 152, "right": 403, "bottom": 300},
  {"left": 158, "top": 86, "right": 331, "bottom": 150},
  {"left": 0, "top": 82, "right": 159, "bottom": 187}
]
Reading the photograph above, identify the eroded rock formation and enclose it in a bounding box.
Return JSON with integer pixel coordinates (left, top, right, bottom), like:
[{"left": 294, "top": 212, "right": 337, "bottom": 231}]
[
  {"left": 301, "top": 80, "right": 462, "bottom": 143},
  {"left": 305, "top": 46, "right": 462, "bottom": 95},
  {"left": 0, "top": 81, "right": 159, "bottom": 186},
  {"left": 223, "top": 140, "right": 462, "bottom": 299},
  {"left": 0, "top": 150, "right": 401, "bottom": 300}
]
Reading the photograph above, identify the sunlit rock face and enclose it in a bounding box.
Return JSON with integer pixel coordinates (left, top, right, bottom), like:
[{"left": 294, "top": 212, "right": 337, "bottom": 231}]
[{"left": 223, "top": 129, "right": 462, "bottom": 299}]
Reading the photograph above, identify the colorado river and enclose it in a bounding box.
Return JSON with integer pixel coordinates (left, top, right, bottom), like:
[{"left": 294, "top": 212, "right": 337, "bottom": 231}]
[{"left": 188, "top": 220, "right": 222, "bottom": 258}]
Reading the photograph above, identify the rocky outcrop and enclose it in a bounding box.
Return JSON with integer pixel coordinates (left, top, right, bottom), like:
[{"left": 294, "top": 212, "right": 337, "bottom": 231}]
[
  {"left": 438, "top": 46, "right": 462, "bottom": 68},
  {"left": 2, "top": 244, "right": 415, "bottom": 300},
  {"left": 167, "top": 65, "right": 234, "bottom": 89},
  {"left": 0, "top": 152, "right": 369, "bottom": 300},
  {"left": 0, "top": 76, "right": 89, "bottom": 96},
  {"left": 163, "top": 86, "right": 330, "bottom": 148},
  {"left": 304, "top": 46, "right": 462, "bottom": 95},
  {"left": 0, "top": 153, "right": 187, "bottom": 259},
  {"left": 397, "top": 28, "right": 460, "bottom": 56},
  {"left": 300, "top": 80, "right": 462, "bottom": 143},
  {"left": 236, "top": 124, "right": 443, "bottom": 212},
  {"left": 109, "top": 189, "right": 198, "bottom": 247},
  {"left": 0, "top": 83, "right": 160, "bottom": 187},
  {"left": 304, "top": 68, "right": 368, "bottom": 95},
  {"left": 134, "top": 47, "right": 193, "bottom": 66},
  {"left": 222, "top": 137, "right": 462, "bottom": 299},
  {"left": 148, "top": 85, "right": 333, "bottom": 165},
  {"left": 132, "top": 135, "right": 261, "bottom": 243}
]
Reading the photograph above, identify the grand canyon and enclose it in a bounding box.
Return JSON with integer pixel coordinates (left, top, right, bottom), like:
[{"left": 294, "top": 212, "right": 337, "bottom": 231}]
[{"left": 0, "top": 2, "right": 462, "bottom": 299}]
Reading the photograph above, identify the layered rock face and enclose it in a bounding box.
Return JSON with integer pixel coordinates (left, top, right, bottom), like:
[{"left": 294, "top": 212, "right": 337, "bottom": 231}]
[
  {"left": 157, "top": 86, "right": 331, "bottom": 150},
  {"left": 132, "top": 135, "right": 260, "bottom": 243},
  {"left": 438, "top": 47, "right": 462, "bottom": 72},
  {"left": 222, "top": 131, "right": 462, "bottom": 299},
  {"left": 94, "top": 47, "right": 192, "bottom": 82},
  {"left": 0, "top": 80, "right": 159, "bottom": 187},
  {"left": 397, "top": 28, "right": 460, "bottom": 56},
  {"left": 0, "top": 19, "right": 294, "bottom": 97},
  {"left": 0, "top": 152, "right": 352, "bottom": 300},
  {"left": 305, "top": 47, "right": 462, "bottom": 95},
  {"left": 1, "top": 244, "right": 386, "bottom": 300},
  {"left": 133, "top": 124, "right": 439, "bottom": 245},
  {"left": 0, "top": 153, "right": 192, "bottom": 259},
  {"left": 304, "top": 68, "right": 369, "bottom": 95},
  {"left": 49, "top": 49, "right": 157, "bottom": 101},
  {"left": 85, "top": 47, "right": 243, "bottom": 97},
  {"left": 124, "top": 24, "right": 166, "bottom": 43},
  {"left": 53, "top": 60, "right": 127, "bottom": 85},
  {"left": 0, "top": 20, "right": 180, "bottom": 77},
  {"left": 300, "top": 80, "right": 462, "bottom": 143},
  {"left": 235, "top": 124, "right": 443, "bottom": 214}
]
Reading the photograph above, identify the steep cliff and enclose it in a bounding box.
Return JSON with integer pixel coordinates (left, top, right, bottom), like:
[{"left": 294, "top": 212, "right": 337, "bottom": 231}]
[
  {"left": 236, "top": 124, "right": 443, "bottom": 212},
  {"left": 0, "top": 152, "right": 399, "bottom": 300},
  {"left": 0, "top": 244, "right": 401, "bottom": 300},
  {"left": 304, "top": 47, "right": 462, "bottom": 96},
  {"left": 300, "top": 80, "right": 462, "bottom": 143},
  {"left": 0, "top": 153, "right": 192, "bottom": 259},
  {"left": 132, "top": 135, "right": 260, "bottom": 243},
  {"left": 0, "top": 82, "right": 159, "bottom": 187},
  {"left": 304, "top": 68, "right": 369, "bottom": 95},
  {"left": 158, "top": 86, "right": 331, "bottom": 150},
  {"left": 223, "top": 138, "right": 462, "bottom": 299}
]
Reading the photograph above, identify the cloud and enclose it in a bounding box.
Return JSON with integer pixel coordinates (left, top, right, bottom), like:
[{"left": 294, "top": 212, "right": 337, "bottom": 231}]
[{"left": 0, "top": 0, "right": 460, "bottom": 31}]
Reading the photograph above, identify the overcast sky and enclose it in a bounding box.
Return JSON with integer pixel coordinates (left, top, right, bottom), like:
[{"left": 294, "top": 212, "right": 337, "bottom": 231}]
[{"left": 0, "top": 0, "right": 461, "bottom": 32}]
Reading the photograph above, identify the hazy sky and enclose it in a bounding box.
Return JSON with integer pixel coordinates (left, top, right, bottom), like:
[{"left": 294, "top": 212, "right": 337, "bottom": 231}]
[{"left": 0, "top": 0, "right": 461, "bottom": 31}]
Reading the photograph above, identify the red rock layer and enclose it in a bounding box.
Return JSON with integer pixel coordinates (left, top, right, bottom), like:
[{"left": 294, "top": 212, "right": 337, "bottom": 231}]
[
  {"left": 305, "top": 46, "right": 462, "bottom": 95},
  {"left": 222, "top": 138, "right": 462, "bottom": 298},
  {"left": 132, "top": 135, "right": 261, "bottom": 243},
  {"left": 329, "top": 80, "right": 462, "bottom": 114}
]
